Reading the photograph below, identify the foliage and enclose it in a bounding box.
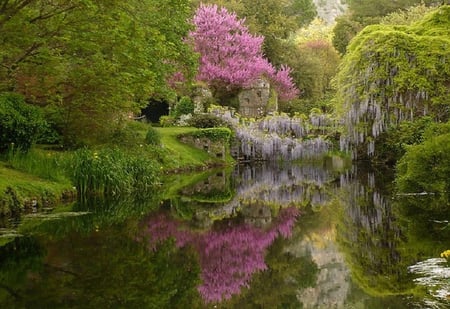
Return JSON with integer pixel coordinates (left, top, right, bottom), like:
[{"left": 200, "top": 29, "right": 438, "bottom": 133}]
[
  {"left": 108, "top": 123, "right": 143, "bottom": 148},
  {"left": 0, "top": 0, "right": 197, "bottom": 146},
  {"left": 183, "top": 128, "right": 232, "bottom": 142},
  {"left": 295, "top": 40, "right": 340, "bottom": 101},
  {"left": 396, "top": 132, "right": 450, "bottom": 193},
  {"left": 336, "top": 6, "right": 450, "bottom": 157},
  {"left": 332, "top": 1, "right": 440, "bottom": 54},
  {"left": 369, "top": 117, "right": 434, "bottom": 164},
  {"left": 0, "top": 93, "right": 47, "bottom": 153},
  {"left": 159, "top": 115, "right": 176, "bottom": 127},
  {"left": 380, "top": 3, "right": 436, "bottom": 25},
  {"left": 296, "top": 18, "right": 335, "bottom": 45},
  {"left": 332, "top": 14, "right": 363, "bottom": 55},
  {"left": 346, "top": 0, "right": 438, "bottom": 23},
  {"left": 69, "top": 147, "right": 160, "bottom": 198},
  {"left": 188, "top": 113, "right": 228, "bottom": 128},
  {"left": 173, "top": 96, "right": 195, "bottom": 118},
  {"left": 145, "top": 126, "right": 161, "bottom": 146},
  {"left": 189, "top": 4, "right": 299, "bottom": 102}
]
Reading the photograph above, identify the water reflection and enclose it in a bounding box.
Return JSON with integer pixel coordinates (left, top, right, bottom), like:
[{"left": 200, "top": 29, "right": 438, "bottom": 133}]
[
  {"left": 142, "top": 207, "right": 299, "bottom": 303},
  {"left": 0, "top": 159, "right": 449, "bottom": 308}
]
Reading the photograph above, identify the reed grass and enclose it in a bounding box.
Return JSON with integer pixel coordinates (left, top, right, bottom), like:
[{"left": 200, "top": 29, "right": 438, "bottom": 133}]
[{"left": 70, "top": 147, "right": 160, "bottom": 198}]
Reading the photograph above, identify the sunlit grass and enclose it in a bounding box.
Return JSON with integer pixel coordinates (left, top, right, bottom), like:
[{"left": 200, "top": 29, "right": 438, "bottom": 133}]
[
  {"left": 156, "top": 127, "right": 225, "bottom": 170},
  {"left": 0, "top": 162, "right": 74, "bottom": 215}
]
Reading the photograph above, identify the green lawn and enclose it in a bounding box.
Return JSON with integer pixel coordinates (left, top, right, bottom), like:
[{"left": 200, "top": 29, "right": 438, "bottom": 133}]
[{"left": 156, "top": 127, "right": 230, "bottom": 170}]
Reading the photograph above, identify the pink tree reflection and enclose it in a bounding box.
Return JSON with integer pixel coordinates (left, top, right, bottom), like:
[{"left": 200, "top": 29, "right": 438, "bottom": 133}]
[{"left": 143, "top": 207, "right": 299, "bottom": 303}]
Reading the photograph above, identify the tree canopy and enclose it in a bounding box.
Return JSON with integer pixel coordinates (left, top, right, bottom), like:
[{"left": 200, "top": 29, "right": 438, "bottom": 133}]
[
  {"left": 0, "top": 0, "right": 197, "bottom": 145},
  {"left": 189, "top": 4, "right": 299, "bottom": 102}
]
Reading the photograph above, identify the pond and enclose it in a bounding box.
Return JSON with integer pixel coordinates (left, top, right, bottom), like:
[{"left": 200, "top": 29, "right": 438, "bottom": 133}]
[{"left": 1, "top": 159, "right": 449, "bottom": 308}]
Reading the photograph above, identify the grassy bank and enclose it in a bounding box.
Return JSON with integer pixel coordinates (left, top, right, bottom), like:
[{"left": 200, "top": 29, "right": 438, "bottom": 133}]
[
  {"left": 0, "top": 123, "right": 234, "bottom": 217},
  {"left": 156, "top": 127, "right": 234, "bottom": 171},
  {"left": 0, "top": 162, "right": 75, "bottom": 216}
]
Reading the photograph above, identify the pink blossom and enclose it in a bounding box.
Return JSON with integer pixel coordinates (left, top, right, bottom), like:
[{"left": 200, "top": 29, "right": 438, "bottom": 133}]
[{"left": 189, "top": 4, "right": 299, "bottom": 101}]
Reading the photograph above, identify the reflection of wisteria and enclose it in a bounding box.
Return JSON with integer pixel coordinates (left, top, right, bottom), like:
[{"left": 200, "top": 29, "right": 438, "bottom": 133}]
[
  {"left": 337, "top": 166, "right": 409, "bottom": 297},
  {"left": 187, "top": 162, "right": 342, "bottom": 229},
  {"left": 210, "top": 106, "right": 332, "bottom": 161},
  {"left": 142, "top": 207, "right": 300, "bottom": 303},
  {"left": 233, "top": 163, "right": 338, "bottom": 208}
]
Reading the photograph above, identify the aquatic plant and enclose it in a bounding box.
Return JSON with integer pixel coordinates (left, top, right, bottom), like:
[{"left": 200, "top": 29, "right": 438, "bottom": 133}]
[{"left": 70, "top": 147, "right": 160, "bottom": 198}]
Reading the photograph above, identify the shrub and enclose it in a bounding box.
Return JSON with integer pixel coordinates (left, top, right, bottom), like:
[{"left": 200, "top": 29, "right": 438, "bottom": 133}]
[
  {"left": 145, "top": 126, "right": 161, "bottom": 145},
  {"left": 173, "top": 96, "right": 194, "bottom": 118},
  {"left": 396, "top": 132, "right": 450, "bottom": 194},
  {"left": 109, "top": 124, "right": 141, "bottom": 147},
  {"left": 0, "top": 92, "right": 47, "bottom": 153},
  {"left": 188, "top": 113, "right": 228, "bottom": 128},
  {"left": 160, "top": 115, "right": 176, "bottom": 127}
]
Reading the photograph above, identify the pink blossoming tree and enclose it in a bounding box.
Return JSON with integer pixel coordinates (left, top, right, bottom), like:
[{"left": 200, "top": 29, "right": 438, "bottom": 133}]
[{"left": 189, "top": 4, "right": 299, "bottom": 101}]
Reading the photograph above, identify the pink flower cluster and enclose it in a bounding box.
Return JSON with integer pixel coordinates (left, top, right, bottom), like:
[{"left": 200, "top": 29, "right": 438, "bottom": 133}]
[
  {"left": 143, "top": 207, "right": 300, "bottom": 303},
  {"left": 189, "top": 4, "right": 299, "bottom": 101}
]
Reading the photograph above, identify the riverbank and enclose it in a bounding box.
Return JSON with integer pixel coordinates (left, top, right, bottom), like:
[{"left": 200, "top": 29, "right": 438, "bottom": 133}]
[
  {"left": 0, "top": 162, "right": 75, "bottom": 217},
  {"left": 0, "top": 125, "right": 234, "bottom": 218}
]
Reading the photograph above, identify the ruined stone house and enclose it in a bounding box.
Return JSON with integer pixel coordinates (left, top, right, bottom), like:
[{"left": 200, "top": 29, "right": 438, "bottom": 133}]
[{"left": 238, "top": 78, "right": 277, "bottom": 118}]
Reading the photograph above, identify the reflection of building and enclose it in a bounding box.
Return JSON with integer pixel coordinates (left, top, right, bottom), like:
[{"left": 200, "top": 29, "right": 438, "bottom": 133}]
[
  {"left": 287, "top": 228, "right": 351, "bottom": 308},
  {"left": 241, "top": 202, "right": 272, "bottom": 228},
  {"left": 238, "top": 78, "right": 277, "bottom": 118}
]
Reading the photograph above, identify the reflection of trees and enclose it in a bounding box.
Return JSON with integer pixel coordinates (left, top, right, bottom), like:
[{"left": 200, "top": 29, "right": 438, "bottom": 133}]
[
  {"left": 337, "top": 168, "right": 415, "bottom": 296},
  {"left": 168, "top": 162, "right": 340, "bottom": 227},
  {"left": 0, "top": 237, "right": 44, "bottom": 306},
  {"left": 17, "top": 195, "right": 161, "bottom": 238},
  {"left": 1, "top": 229, "right": 201, "bottom": 308},
  {"left": 219, "top": 237, "right": 318, "bottom": 309},
  {"left": 143, "top": 207, "right": 300, "bottom": 303}
]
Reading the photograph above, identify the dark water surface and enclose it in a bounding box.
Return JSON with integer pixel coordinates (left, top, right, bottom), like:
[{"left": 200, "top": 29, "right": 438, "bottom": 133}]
[{"left": 1, "top": 159, "right": 449, "bottom": 308}]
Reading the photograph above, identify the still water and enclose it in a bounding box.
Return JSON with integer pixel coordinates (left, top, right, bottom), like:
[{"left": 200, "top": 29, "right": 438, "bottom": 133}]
[{"left": 1, "top": 159, "right": 449, "bottom": 308}]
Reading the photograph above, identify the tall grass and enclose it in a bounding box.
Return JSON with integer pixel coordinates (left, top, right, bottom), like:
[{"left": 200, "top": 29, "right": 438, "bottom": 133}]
[
  {"left": 70, "top": 147, "right": 160, "bottom": 198},
  {"left": 4, "top": 146, "right": 69, "bottom": 183}
]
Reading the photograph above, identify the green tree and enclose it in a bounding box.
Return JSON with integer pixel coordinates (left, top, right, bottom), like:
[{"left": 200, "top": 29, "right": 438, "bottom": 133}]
[
  {"left": 332, "top": 0, "right": 441, "bottom": 54},
  {"left": 0, "top": 0, "right": 197, "bottom": 146}
]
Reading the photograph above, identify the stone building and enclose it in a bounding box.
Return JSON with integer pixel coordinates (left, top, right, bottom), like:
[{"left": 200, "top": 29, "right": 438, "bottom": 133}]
[{"left": 238, "top": 78, "right": 277, "bottom": 118}]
